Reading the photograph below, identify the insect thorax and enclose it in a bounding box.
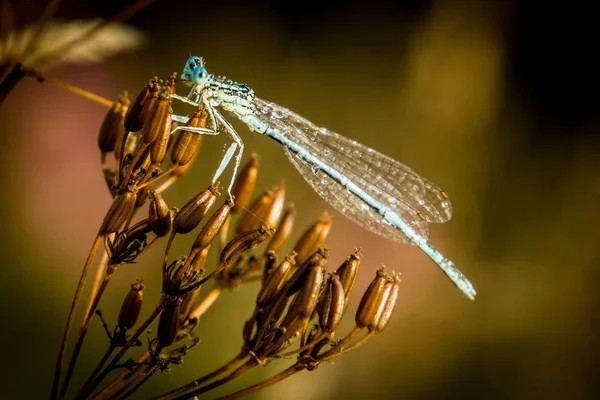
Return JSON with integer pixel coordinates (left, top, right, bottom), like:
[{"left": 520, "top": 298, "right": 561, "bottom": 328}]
[{"left": 208, "top": 77, "right": 256, "bottom": 116}]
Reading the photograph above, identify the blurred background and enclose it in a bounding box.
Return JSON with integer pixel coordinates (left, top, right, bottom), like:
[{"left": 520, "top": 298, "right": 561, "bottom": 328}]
[{"left": 1, "top": 0, "right": 599, "bottom": 399}]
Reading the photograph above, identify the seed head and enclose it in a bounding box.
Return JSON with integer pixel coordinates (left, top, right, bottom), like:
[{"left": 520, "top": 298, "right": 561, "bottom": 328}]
[
  {"left": 293, "top": 212, "right": 331, "bottom": 265},
  {"left": 355, "top": 267, "right": 391, "bottom": 329},
  {"left": 192, "top": 199, "right": 233, "bottom": 251},
  {"left": 220, "top": 226, "right": 274, "bottom": 269},
  {"left": 371, "top": 274, "right": 401, "bottom": 332},
  {"left": 125, "top": 78, "right": 160, "bottom": 132},
  {"left": 148, "top": 191, "right": 172, "bottom": 237},
  {"left": 140, "top": 92, "right": 172, "bottom": 145},
  {"left": 99, "top": 185, "right": 138, "bottom": 235},
  {"left": 158, "top": 298, "right": 181, "bottom": 348},
  {"left": 266, "top": 205, "right": 296, "bottom": 254},
  {"left": 117, "top": 281, "right": 144, "bottom": 330},
  {"left": 173, "top": 185, "right": 220, "bottom": 234},
  {"left": 318, "top": 274, "right": 345, "bottom": 333},
  {"left": 335, "top": 249, "right": 361, "bottom": 312},
  {"left": 171, "top": 108, "right": 207, "bottom": 167},
  {"left": 98, "top": 93, "right": 130, "bottom": 153},
  {"left": 231, "top": 153, "right": 259, "bottom": 212},
  {"left": 257, "top": 252, "right": 296, "bottom": 307}
]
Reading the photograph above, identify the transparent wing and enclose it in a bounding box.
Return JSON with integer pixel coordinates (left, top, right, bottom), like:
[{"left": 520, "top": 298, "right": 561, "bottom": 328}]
[{"left": 252, "top": 98, "right": 453, "bottom": 244}]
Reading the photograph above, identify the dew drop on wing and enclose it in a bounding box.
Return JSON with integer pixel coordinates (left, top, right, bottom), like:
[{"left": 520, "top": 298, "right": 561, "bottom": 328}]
[{"left": 312, "top": 165, "right": 320, "bottom": 175}]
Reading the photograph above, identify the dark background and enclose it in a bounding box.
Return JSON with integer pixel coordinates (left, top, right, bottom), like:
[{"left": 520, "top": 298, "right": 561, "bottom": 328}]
[{"left": 1, "top": 0, "right": 599, "bottom": 399}]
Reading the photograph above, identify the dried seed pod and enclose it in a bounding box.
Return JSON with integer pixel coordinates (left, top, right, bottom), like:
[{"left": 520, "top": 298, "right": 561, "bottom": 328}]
[
  {"left": 140, "top": 92, "right": 172, "bottom": 145},
  {"left": 164, "top": 74, "right": 177, "bottom": 94},
  {"left": 335, "top": 250, "right": 361, "bottom": 312},
  {"left": 356, "top": 267, "right": 390, "bottom": 329},
  {"left": 149, "top": 191, "right": 172, "bottom": 237},
  {"left": 279, "top": 260, "right": 325, "bottom": 330},
  {"left": 99, "top": 186, "right": 138, "bottom": 235},
  {"left": 231, "top": 153, "right": 259, "bottom": 212},
  {"left": 98, "top": 93, "right": 130, "bottom": 153},
  {"left": 371, "top": 275, "right": 401, "bottom": 332},
  {"left": 157, "top": 298, "right": 181, "bottom": 348},
  {"left": 220, "top": 226, "right": 274, "bottom": 268},
  {"left": 171, "top": 108, "right": 207, "bottom": 166},
  {"left": 265, "top": 182, "right": 285, "bottom": 229},
  {"left": 284, "top": 249, "right": 328, "bottom": 297},
  {"left": 235, "top": 187, "right": 274, "bottom": 234},
  {"left": 125, "top": 78, "right": 160, "bottom": 132},
  {"left": 149, "top": 115, "right": 172, "bottom": 165},
  {"left": 266, "top": 205, "right": 296, "bottom": 254},
  {"left": 293, "top": 212, "right": 332, "bottom": 265},
  {"left": 318, "top": 274, "right": 345, "bottom": 333},
  {"left": 173, "top": 185, "right": 220, "bottom": 234},
  {"left": 192, "top": 199, "right": 233, "bottom": 250},
  {"left": 257, "top": 252, "right": 296, "bottom": 307},
  {"left": 117, "top": 281, "right": 144, "bottom": 329}
]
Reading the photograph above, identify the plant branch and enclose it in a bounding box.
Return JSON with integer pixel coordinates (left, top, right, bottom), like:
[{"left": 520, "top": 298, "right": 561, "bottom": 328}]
[
  {"left": 216, "top": 363, "right": 305, "bottom": 400},
  {"left": 52, "top": 234, "right": 102, "bottom": 400}
]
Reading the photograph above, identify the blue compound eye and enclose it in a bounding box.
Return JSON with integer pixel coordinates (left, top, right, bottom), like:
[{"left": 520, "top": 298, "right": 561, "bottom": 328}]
[
  {"left": 182, "top": 56, "right": 207, "bottom": 83},
  {"left": 192, "top": 67, "right": 209, "bottom": 85}
]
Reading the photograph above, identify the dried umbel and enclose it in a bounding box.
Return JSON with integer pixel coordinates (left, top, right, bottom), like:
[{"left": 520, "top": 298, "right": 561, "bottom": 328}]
[{"left": 53, "top": 73, "right": 406, "bottom": 400}]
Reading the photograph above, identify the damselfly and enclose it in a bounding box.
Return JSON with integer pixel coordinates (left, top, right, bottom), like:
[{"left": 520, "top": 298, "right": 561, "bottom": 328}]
[{"left": 169, "top": 56, "right": 477, "bottom": 300}]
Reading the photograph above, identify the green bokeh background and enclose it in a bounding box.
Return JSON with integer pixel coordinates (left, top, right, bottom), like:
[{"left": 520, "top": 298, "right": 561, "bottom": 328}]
[{"left": 1, "top": 1, "right": 599, "bottom": 399}]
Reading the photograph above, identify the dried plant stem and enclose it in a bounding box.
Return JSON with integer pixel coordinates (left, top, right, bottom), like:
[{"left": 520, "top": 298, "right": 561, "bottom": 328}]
[
  {"left": 109, "top": 365, "right": 156, "bottom": 400},
  {"left": 52, "top": 234, "right": 103, "bottom": 400},
  {"left": 323, "top": 330, "right": 375, "bottom": 360},
  {"left": 98, "top": 285, "right": 225, "bottom": 398},
  {"left": 61, "top": 264, "right": 119, "bottom": 398},
  {"left": 156, "top": 358, "right": 257, "bottom": 400},
  {"left": 25, "top": 69, "right": 114, "bottom": 107},
  {"left": 152, "top": 352, "right": 246, "bottom": 400},
  {"left": 278, "top": 332, "right": 329, "bottom": 358},
  {"left": 84, "top": 250, "right": 110, "bottom": 318},
  {"left": 216, "top": 363, "right": 305, "bottom": 400},
  {"left": 77, "top": 299, "right": 167, "bottom": 400},
  {"left": 316, "top": 326, "right": 363, "bottom": 362},
  {"left": 91, "top": 352, "right": 149, "bottom": 400}
]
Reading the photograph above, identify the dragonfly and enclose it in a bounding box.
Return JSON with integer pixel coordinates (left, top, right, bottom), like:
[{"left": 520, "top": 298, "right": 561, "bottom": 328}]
[{"left": 169, "top": 56, "right": 477, "bottom": 300}]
